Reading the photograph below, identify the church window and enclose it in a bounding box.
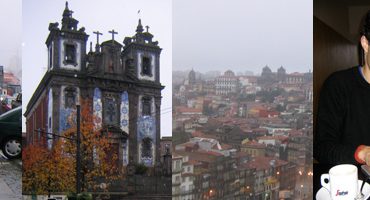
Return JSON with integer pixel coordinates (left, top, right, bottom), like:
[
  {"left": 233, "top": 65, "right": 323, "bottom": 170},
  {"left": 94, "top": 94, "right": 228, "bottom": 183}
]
[
  {"left": 64, "top": 87, "right": 77, "bottom": 109},
  {"left": 142, "top": 97, "right": 151, "bottom": 116},
  {"left": 64, "top": 44, "right": 76, "bottom": 65},
  {"left": 141, "top": 57, "right": 152, "bottom": 76},
  {"left": 141, "top": 137, "right": 152, "bottom": 158},
  {"left": 104, "top": 97, "right": 117, "bottom": 124}
]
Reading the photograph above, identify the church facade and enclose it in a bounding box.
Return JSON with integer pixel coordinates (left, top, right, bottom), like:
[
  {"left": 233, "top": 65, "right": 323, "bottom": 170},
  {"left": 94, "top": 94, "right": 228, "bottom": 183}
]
[{"left": 24, "top": 2, "right": 164, "bottom": 168}]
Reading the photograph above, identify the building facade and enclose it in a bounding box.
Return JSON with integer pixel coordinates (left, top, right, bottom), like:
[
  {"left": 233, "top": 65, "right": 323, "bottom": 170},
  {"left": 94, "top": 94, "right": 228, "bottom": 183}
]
[
  {"left": 24, "top": 3, "right": 164, "bottom": 168},
  {"left": 215, "top": 70, "right": 239, "bottom": 95}
]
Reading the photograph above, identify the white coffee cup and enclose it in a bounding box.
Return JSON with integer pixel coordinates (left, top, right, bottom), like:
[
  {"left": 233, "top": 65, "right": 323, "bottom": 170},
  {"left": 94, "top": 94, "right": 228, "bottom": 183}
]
[{"left": 321, "top": 164, "right": 359, "bottom": 200}]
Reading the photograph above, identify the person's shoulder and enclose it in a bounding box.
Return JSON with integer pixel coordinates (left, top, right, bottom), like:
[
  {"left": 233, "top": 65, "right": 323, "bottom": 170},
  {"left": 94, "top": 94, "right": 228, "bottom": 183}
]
[
  {"left": 321, "top": 67, "right": 358, "bottom": 94},
  {"left": 325, "top": 66, "right": 357, "bottom": 85}
]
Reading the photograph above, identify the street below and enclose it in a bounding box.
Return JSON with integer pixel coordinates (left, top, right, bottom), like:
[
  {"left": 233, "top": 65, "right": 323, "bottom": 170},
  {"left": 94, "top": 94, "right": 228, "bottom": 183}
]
[{"left": 0, "top": 152, "right": 21, "bottom": 200}]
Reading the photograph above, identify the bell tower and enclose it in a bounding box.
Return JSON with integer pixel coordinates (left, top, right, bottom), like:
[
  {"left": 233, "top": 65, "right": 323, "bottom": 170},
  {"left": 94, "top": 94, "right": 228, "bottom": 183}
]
[
  {"left": 122, "top": 19, "right": 161, "bottom": 83},
  {"left": 45, "top": 2, "right": 89, "bottom": 72}
]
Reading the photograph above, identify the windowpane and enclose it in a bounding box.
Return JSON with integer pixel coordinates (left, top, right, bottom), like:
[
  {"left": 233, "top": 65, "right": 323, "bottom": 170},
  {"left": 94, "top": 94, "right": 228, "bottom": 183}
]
[
  {"left": 65, "top": 44, "right": 76, "bottom": 64},
  {"left": 142, "top": 57, "right": 152, "bottom": 76}
]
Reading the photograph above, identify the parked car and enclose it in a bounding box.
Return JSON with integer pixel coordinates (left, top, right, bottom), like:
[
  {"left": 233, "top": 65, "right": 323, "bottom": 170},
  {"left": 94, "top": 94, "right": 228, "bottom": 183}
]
[{"left": 0, "top": 106, "right": 21, "bottom": 159}]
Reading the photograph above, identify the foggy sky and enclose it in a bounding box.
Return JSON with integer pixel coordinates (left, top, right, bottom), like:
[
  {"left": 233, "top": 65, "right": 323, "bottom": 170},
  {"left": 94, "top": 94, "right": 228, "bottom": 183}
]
[
  {"left": 22, "top": 0, "right": 172, "bottom": 136},
  {"left": 0, "top": 0, "right": 22, "bottom": 78},
  {"left": 173, "top": 0, "right": 313, "bottom": 74}
]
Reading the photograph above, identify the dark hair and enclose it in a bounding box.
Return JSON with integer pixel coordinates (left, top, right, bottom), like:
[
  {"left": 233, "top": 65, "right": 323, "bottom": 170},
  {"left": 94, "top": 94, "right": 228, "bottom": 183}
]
[{"left": 361, "top": 10, "right": 370, "bottom": 40}]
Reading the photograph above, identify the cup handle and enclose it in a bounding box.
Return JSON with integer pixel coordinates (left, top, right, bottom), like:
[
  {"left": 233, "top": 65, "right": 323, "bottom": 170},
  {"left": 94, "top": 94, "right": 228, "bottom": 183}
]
[{"left": 321, "top": 173, "right": 330, "bottom": 191}]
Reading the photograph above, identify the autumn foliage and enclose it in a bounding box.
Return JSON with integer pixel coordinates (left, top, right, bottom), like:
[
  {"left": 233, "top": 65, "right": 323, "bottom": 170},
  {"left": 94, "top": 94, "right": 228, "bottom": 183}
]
[
  {"left": 23, "top": 99, "right": 122, "bottom": 194},
  {"left": 23, "top": 140, "right": 75, "bottom": 194}
]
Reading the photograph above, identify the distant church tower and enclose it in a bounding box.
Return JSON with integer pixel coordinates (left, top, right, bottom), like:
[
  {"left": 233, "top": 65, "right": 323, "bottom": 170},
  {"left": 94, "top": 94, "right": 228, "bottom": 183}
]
[
  {"left": 25, "top": 2, "right": 164, "bottom": 168},
  {"left": 277, "top": 66, "right": 286, "bottom": 82},
  {"left": 188, "top": 69, "right": 196, "bottom": 85},
  {"left": 261, "top": 65, "right": 273, "bottom": 78}
]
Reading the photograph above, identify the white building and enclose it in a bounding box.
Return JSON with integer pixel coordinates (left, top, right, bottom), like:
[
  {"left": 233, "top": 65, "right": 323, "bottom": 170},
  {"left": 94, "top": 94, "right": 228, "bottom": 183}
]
[{"left": 215, "top": 70, "right": 239, "bottom": 95}]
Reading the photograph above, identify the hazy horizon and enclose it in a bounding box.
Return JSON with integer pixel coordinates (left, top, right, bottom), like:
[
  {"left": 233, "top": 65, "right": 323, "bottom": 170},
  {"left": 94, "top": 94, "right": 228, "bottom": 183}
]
[
  {"left": 173, "top": 0, "right": 312, "bottom": 74},
  {"left": 173, "top": 66, "right": 312, "bottom": 75},
  {"left": 0, "top": 0, "right": 22, "bottom": 80}
]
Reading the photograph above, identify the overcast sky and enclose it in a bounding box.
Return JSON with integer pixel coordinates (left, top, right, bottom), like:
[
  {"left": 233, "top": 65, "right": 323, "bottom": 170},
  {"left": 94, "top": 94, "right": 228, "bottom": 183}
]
[
  {"left": 0, "top": 0, "right": 22, "bottom": 78},
  {"left": 173, "top": 0, "right": 313, "bottom": 74},
  {"left": 22, "top": 0, "right": 172, "bottom": 136}
]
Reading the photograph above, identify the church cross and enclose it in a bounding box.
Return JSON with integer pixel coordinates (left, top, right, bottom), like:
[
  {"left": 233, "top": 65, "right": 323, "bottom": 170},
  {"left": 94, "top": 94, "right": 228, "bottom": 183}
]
[
  {"left": 108, "top": 29, "right": 118, "bottom": 41},
  {"left": 93, "top": 31, "right": 103, "bottom": 44},
  {"left": 145, "top": 25, "right": 150, "bottom": 32}
]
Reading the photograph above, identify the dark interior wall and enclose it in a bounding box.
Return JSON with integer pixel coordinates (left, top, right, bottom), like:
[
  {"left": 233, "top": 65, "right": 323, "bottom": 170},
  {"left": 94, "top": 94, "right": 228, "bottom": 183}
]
[
  {"left": 349, "top": 6, "right": 370, "bottom": 41},
  {"left": 314, "top": 0, "right": 370, "bottom": 43},
  {"left": 313, "top": 0, "right": 350, "bottom": 41},
  {"left": 313, "top": 16, "right": 359, "bottom": 132}
]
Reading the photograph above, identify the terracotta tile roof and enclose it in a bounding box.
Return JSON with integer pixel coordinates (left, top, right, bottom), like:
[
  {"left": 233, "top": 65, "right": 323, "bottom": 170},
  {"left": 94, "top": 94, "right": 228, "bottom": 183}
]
[
  {"left": 197, "top": 150, "right": 224, "bottom": 156},
  {"left": 176, "top": 106, "right": 203, "bottom": 114},
  {"left": 252, "top": 128, "right": 268, "bottom": 132},
  {"left": 4, "top": 72, "right": 20, "bottom": 85},
  {"left": 184, "top": 159, "right": 201, "bottom": 165},
  {"left": 192, "top": 131, "right": 205, "bottom": 137},
  {"left": 221, "top": 144, "right": 232, "bottom": 150},
  {"left": 242, "top": 140, "right": 266, "bottom": 148},
  {"left": 242, "top": 156, "right": 288, "bottom": 170},
  {"left": 257, "top": 135, "right": 288, "bottom": 142}
]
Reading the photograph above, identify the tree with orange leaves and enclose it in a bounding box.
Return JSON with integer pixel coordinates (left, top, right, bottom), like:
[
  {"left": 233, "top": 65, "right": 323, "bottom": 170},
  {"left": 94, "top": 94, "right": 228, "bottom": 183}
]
[
  {"left": 22, "top": 140, "right": 75, "bottom": 194},
  {"left": 23, "top": 99, "right": 122, "bottom": 195}
]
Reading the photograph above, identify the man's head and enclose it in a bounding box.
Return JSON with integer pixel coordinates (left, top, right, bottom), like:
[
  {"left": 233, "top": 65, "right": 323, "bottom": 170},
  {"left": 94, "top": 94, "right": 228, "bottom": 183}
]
[{"left": 361, "top": 10, "right": 370, "bottom": 68}]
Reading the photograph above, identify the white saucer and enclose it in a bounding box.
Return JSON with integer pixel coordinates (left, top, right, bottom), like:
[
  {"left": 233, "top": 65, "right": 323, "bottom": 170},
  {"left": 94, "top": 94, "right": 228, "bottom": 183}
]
[{"left": 316, "top": 180, "right": 370, "bottom": 200}]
